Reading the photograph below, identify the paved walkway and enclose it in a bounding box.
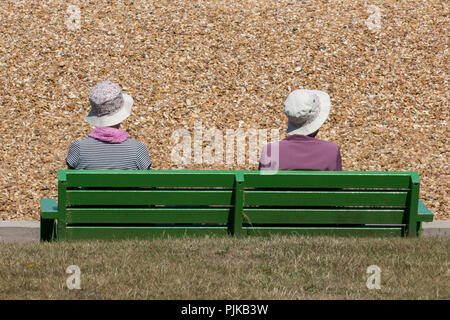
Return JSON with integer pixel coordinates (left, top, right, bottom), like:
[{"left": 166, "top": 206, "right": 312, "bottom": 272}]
[
  {"left": 0, "top": 220, "right": 449, "bottom": 243},
  {"left": 0, "top": 221, "right": 40, "bottom": 243}
]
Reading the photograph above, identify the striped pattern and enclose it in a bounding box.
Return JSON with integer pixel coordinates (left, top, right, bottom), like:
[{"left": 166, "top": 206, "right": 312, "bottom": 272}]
[{"left": 66, "top": 137, "right": 151, "bottom": 170}]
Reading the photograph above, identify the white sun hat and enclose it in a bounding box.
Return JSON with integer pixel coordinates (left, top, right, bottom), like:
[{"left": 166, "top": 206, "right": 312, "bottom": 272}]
[
  {"left": 85, "top": 81, "right": 133, "bottom": 127},
  {"left": 284, "top": 89, "right": 331, "bottom": 136}
]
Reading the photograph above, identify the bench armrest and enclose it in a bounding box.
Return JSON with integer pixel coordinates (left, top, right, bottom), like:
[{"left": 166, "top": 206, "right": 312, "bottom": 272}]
[
  {"left": 40, "top": 198, "right": 58, "bottom": 219},
  {"left": 40, "top": 198, "right": 58, "bottom": 241},
  {"left": 417, "top": 200, "right": 434, "bottom": 222}
]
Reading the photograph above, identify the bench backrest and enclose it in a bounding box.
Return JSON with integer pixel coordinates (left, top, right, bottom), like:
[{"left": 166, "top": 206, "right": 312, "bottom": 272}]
[{"left": 51, "top": 170, "right": 424, "bottom": 240}]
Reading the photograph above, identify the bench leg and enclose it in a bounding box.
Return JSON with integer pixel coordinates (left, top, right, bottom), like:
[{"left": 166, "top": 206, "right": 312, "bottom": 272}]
[
  {"left": 417, "top": 222, "right": 423, "bottom": 238},
  {"left": 40, "top": 218, "right": 56, "bottom": 241}
]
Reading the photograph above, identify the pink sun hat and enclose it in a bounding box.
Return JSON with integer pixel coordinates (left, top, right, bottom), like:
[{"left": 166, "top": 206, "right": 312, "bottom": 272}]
[
  {"left": 85, "top": 81, "right": 133, "bottom": 127},
  {"left": 284, "top": 89, "right": 331, "bottom": 136}
]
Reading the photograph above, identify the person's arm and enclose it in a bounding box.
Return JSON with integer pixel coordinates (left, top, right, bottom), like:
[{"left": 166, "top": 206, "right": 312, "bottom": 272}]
[
  {"left": 136, "top": 143, "right": 152, "bottom": 170},
  {"left": 336, "top": 147, "right": 343, "bottom": 171},
  {"left": 66, "top": 141, "right": 80, "bottom": 170},
  {"left": 258, "top": 144, "right": 271, "bottom": 170}
]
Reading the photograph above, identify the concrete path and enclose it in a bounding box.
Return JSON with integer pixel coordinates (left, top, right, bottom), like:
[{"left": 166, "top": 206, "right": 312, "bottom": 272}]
[
  {"left": 0, "top": 220, "right": 449, "bottom": 243},
  {"left": 422, "top": 220, "right": 450, "bottom": 237},
  {"left": 0, "top": 221, "right": 40, "bottom": 243}
]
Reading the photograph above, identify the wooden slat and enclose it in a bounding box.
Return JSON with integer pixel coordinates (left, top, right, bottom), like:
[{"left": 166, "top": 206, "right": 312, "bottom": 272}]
[
  {"left": 243, "top": 209, "right": 404, "bottom": 224},
  {"left": 243, "top": 226, "right": 404, "bottom": 237},
  {"left": 66, "top": 226, "right": 230, "bottom": 240},
  {"left": 66, "top": 190, "right": 234, "bottom": 206},
  {"left": 244, "top": 171, "right": 413, "bottom": 188},
  {"left": 65, "top": 170, "right": 236, "bottom": 188},
  {"left": 64, "top": 170, "right": 414, "bottom": 188},
  {"left": 67, "top": 208, "right": 231, "bottom": 224},
  {"left": 244, "top": 191, "right": 408, "bottom": 206},
  {"left": 247, "top": 171, "right": 414, "bottom": 187}
]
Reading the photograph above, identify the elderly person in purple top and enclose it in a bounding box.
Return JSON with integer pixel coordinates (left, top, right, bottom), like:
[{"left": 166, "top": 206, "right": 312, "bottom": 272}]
[
  {"left": 66, "top": 81, "right": 151, "bottom": 170},
  {"left": 259, "top": 89, "right": 342, "bottom": 171}
]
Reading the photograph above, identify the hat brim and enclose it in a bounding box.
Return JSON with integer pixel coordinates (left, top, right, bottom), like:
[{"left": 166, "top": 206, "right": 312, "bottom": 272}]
[
  {"left": 286, "top": 90, "right": 331, "bottom": 136},
  {"left": 85, "top": 93, "right": 133, "bottom": 127}
]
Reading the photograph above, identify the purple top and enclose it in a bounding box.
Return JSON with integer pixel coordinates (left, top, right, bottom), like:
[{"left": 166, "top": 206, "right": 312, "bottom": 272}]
[{"left": 259, "top": 135, "right": 342, "bottom": 171}]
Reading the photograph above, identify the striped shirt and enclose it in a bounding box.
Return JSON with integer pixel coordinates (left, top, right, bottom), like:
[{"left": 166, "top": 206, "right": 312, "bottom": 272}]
[{"left": 66, "top": 137, "right": 151, "bottom": 170}]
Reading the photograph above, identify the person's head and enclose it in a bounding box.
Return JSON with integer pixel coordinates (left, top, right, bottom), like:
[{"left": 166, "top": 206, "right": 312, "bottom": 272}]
[
  {"left": 85, "top": 81, "right": 133, "bottom": 128},
  {"left": 284, "top": 89, "right": 331, "bottom": 137}
]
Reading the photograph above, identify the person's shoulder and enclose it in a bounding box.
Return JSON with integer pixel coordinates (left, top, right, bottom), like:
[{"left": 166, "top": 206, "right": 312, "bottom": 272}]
[
  {"left": 125, "top": 138, "right": 147, "bottom": 148},
  {"left": 314, "top": 138, "right": 341, "bottom": 151},
  {"left": 75, "top": 136, "right": 97, "bottom": 146},
  {"left": 68, "top": 139, "right": 81, "bottom": 148},
  {"left": 126, "top": 139, "right": 150, "bottom": 154},
  {"left": 261, "top": 140, "right": 282, "bottom": 151}
]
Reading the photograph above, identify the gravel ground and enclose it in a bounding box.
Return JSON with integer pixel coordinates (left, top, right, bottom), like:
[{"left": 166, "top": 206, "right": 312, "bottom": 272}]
[{"left": 0, "top": 0, "right": 448, "bottom": 220}]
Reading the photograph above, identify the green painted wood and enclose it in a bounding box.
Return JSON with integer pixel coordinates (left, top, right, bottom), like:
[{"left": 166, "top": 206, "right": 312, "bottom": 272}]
[
  {"left": 57, "top": 179, "right": 67, "bottom": 240},
  {"left": 58, "top": 170, "right": 67, "bottom": 182},
  {"left": 244, "top": 171, "right": 413, "bottom": 188},
  {"left": 40, "top": 199, "right": 57, "bottom": 241},
  {"left": 43, "top": 170, "right": 433, "bottom": 241},
  {"left": 65, "top": 170, "right": 237, "bottom": 188},
  {"left": 232, "top": 173, "right": 245, "bottom": 236},
  {"left": 243, "top": 209, "right": 404, "bottom": 224},
  {"left": 65, "top": 170, "right": 414, "bottom": 188},
  {"left": 40, "top": 219, "right": 56, "bottom": 241},
  {"left": 418, "top": 200, "right": 434, "bottom": 222},
  {"left": 67, "top": 208, "right": 231, "bottom": 224},
  {"left": 244, "top": 191, "right": 408, "bottom": 207},
  {"left": 66, "top": 226, "right": 230, "bottom": 240},
  {"left": 406, "top": 173, "right": 420, "bottom": 237},
  {"left": 243, "top": 227, "right": 403, "bottom": 237},
  {"left": 417, "top": 222, "right": 423, "bottom": 237},
  {"left": 66, "top": 190, "right": 234, "bottom": 206},
  {"left": 40, "top": 198, "right": 58, "bottom": 219}
]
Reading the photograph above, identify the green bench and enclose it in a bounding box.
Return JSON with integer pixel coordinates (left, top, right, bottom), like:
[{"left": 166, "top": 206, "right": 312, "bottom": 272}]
[{"left": 40, "top": 170, "right": 434, "bottom": 241}]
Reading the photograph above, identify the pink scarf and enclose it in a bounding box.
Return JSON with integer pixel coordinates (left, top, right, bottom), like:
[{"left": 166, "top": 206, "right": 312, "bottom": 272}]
[{"left": 88, "top": 127, "right": 129, "bottom": 143}]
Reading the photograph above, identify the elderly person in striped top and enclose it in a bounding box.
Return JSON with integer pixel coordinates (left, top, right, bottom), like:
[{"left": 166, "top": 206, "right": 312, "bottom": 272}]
[{"left": 66, "top": 81, "right": 151, "bottom": 170}]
